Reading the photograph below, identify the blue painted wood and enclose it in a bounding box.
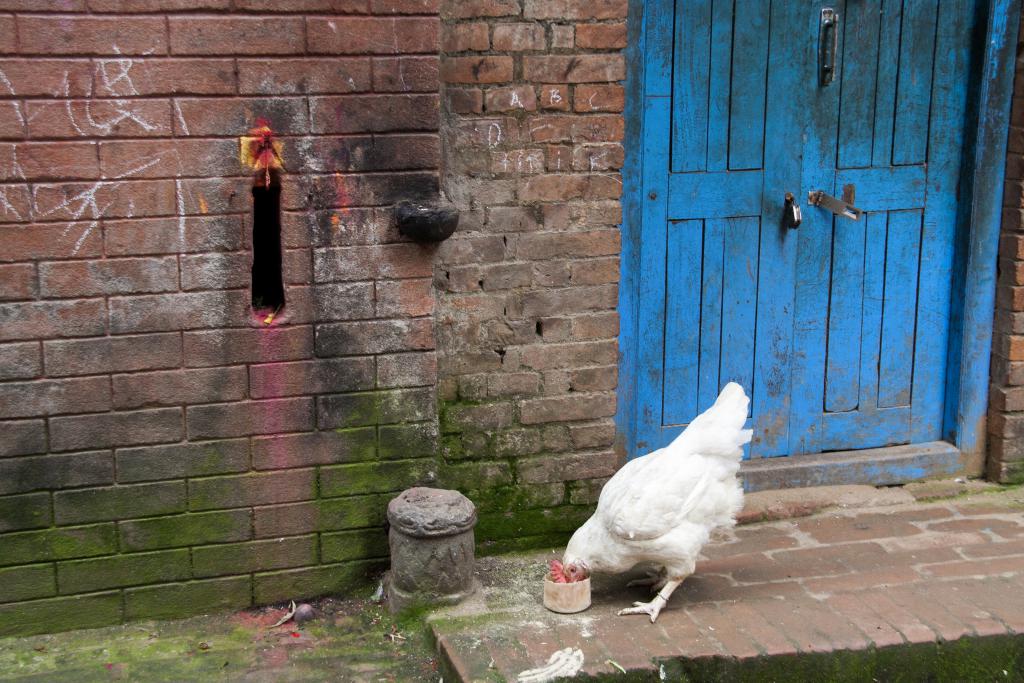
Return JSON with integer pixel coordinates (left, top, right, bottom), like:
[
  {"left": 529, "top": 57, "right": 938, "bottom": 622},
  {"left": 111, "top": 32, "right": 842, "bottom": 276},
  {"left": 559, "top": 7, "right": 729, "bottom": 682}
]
[
  {"left": 671, "top": 0, "right": 711, "bottom": 173},
  {"left": 947, "top": 0, "right": 1022, "bottom": 458},
  {"left": 871, "top": 0, "right": 902, "bottom": 167},
  {"left": 719, "top": 217, "right": 758, "bottom": 402},
  {"left": 697, "top": 219, "right": 725, "bottom": 414},
  {"left": 662, "top": 220, "right": 704, "bottom": 426},
  {"left": 834, "top": 166, "right": 926, "bottom": 211},
  {"left": 621, "top": 0, "right": 1013, "bottom": 488},
  {"left": 825, "top": 217, "right": 866, "bottom": 413},
  {"left": 706, "top": 0, "right": 734, "bottom": 172},
  {"left": 892, "top": 0, "right": 938, "bottom": 166},
  {"left": 728, "top": 0, "right": 770, "bottom": 171},
  {"left": 838, "top": 0, "right": 882, "bottom": 169},
  {"left": 667, "top": 171, "right": 763, "bottom": 219},
  {"left": 878, "top": 210, "right": 923, "bottom": 408}
]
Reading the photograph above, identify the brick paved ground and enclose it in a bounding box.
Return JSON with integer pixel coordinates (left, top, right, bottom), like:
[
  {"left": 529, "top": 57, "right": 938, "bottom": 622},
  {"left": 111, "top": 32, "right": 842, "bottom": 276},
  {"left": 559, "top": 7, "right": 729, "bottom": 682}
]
[{"left": 432, "top": 489, "right": 1024, "bottom": 681}]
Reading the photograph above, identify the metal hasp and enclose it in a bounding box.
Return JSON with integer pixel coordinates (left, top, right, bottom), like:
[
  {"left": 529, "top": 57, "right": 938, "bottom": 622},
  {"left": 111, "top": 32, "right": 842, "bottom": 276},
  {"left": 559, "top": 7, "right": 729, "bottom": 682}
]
[
  {"left": 783, "top": 191, "right": 802, "bottom": 228},
  {"left": 808, "top": 189, "right": 863, "bottom": 221},
  {"left": 819, "top": 8, "right": 838, "bottom": 86}
]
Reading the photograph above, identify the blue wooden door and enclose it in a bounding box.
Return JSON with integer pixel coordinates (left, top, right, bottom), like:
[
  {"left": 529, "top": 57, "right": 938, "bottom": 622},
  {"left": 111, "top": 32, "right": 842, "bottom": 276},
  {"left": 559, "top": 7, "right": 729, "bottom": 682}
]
[{"left": 635, "top": 0, "right": 978, "bottom": 461}]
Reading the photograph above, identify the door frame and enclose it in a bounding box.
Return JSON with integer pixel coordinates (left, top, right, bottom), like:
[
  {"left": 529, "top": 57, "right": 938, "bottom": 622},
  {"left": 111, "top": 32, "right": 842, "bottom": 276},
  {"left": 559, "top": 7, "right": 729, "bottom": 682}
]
[{"left": 616, "top": 0, "right": 1021, "bottom": 489}]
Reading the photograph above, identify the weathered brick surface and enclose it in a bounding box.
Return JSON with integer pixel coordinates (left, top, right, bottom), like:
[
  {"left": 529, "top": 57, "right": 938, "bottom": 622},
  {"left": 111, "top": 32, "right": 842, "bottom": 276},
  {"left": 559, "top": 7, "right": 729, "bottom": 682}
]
[
  {"left": 0, "top": 0, "right": 442, "bottom": 634},
  {"left": 991, "top": 14, "right": 1024, "bottom": 483}
]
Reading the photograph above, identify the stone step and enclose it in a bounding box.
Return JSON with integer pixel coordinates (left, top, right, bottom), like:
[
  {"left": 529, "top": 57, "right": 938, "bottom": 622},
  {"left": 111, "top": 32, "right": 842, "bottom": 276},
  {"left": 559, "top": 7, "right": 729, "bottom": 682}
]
[{"left": 430, "top": 494, "right": 1024, "bottom": 681}]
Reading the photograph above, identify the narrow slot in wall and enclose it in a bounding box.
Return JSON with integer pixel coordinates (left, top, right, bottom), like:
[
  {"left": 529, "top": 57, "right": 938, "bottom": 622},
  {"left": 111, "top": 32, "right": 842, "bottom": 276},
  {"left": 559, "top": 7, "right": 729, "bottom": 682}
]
[{"left": 251, "top": 167, "right": 285, "bottom": 314}]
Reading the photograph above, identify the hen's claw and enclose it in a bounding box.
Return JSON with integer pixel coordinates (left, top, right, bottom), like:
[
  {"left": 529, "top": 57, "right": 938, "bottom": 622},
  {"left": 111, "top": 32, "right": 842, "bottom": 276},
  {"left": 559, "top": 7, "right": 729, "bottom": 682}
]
[{"left": 617, "top": 596, "right": 667, "bottom": 623}]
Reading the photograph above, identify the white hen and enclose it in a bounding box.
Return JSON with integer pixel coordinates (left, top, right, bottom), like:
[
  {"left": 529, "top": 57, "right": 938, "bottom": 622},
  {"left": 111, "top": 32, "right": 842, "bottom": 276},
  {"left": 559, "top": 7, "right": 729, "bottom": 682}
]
[{"left": 560, "top": 382, "right": 751, "bottom": 622}]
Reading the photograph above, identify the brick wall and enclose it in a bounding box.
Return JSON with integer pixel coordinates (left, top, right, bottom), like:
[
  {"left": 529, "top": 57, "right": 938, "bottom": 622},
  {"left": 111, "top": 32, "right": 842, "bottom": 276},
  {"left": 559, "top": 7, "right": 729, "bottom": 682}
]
[
  {"left": 0, "top": 1, "right": 444, "bottom": 634},
  {"left": 433, "top": 0, "right": 626, "bottom": 553},
  {"left": 990, "top": 12, "right": 1024, "bottom": 485}
]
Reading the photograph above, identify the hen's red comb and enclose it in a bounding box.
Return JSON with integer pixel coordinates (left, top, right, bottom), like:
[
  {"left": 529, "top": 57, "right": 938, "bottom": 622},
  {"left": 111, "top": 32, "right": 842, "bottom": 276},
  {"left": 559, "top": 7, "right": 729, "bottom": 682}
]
[{"left": 548, "top": 559, "right": 568, "bottom": 583}]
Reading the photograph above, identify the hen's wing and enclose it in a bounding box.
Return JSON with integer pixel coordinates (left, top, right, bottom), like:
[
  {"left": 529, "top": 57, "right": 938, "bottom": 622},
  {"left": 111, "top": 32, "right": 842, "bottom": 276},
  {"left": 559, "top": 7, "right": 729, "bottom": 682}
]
[{"left": 594, "top": 448, "right": 718, "bottom": 542}]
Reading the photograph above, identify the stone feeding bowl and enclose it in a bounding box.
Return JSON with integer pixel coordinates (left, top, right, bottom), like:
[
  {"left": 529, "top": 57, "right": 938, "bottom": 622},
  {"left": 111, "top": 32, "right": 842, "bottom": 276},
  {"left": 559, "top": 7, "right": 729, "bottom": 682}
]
[{"left": 543, "top": 577, "right": 591, "bottom": 614}]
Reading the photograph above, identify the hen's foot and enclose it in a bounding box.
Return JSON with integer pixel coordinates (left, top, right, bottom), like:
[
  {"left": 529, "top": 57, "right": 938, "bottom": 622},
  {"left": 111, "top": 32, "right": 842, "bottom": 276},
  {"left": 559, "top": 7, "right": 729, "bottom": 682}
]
[
  {"left": 617, "top": 595, "right": 667, "bottom": 623},
  {"left": 626, "top": 569, "right": 666, "bottom": 593}
]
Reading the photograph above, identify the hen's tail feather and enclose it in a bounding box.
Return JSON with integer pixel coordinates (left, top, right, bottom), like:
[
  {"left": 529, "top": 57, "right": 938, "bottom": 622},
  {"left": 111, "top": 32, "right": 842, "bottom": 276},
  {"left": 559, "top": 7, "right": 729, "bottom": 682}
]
[{"left": 669, "top": 382, "right": 751, "bottom": 460}]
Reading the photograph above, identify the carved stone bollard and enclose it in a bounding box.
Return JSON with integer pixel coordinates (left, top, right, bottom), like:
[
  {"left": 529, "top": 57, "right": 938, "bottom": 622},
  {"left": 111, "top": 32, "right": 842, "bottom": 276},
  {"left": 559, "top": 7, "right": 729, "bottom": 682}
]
[{"left": 386, "top": 487, "right": 477, "bottom": 612}]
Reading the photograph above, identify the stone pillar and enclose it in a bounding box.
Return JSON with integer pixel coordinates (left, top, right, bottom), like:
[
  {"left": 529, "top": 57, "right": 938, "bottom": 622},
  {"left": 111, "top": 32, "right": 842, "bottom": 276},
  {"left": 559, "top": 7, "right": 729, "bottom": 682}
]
[{"left": 386, "top": 487, "right": 477, "bottom": 611}]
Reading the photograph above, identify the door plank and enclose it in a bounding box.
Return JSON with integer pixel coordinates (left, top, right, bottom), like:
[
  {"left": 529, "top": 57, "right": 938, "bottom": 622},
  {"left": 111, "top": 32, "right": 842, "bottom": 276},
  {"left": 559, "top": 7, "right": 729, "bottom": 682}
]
[
  {"left": 697, "top": 219, "right": 726, "bottom": 414},
  {"left": 663, "top": 220, "right": 704, "bottom": 426},
  {"left": 822, "top": 406, "right": 911, "bottom": 451},
  {"left": 671, "top": 0, "right": 712, "bottom": 173},
  {"left": 719, "top": 217, "right": 759, "bottom": 406},
  {"left": 834, "top": 165, "right": 926, "bottom": 211},
  {"left": 859, "top": 212, "right": 887, "bottom": 411},
  {"left": 825, "top": 217, "right": 867, "bottom": 413},
  {"left": 878, "top": 209, "right": 923, "bottom": 408},
  {"left": 728, "top": 0, "right": 770, "bottom": 171},
  {"left": 838, "top": 0, "right": 882, "bottom": 169},
  {"left": 707, "top": 0, "right": 735, "bottom": 172},
  {"left": 668, "top": 170, "right": 763, "bottom": 218},
  {"left": 871, "top": 0, "right": 903, "bottom": 166},
  {"left": 892, "top": 0, "right": 938, "bottom": 165}
]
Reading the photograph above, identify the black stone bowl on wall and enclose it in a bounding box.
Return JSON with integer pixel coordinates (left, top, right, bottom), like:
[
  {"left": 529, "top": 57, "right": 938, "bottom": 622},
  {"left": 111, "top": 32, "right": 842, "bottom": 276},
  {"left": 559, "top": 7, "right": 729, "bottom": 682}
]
[{"left": 394, "top": 199, "right": 459, "bottom": 243}]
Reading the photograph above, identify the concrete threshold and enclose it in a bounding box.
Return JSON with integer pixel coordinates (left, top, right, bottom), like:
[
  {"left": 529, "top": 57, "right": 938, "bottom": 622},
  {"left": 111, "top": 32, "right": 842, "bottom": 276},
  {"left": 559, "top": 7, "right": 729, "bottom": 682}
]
[{"left": 429, "top": 487, "right": 1024, "bottom": 682}]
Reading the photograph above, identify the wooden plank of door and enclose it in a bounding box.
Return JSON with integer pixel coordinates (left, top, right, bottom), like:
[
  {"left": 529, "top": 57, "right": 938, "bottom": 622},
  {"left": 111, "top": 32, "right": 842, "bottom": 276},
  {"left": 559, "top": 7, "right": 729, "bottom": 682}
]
[
  {"left": 728, "top": 0, "right": 770, "bottom": 171},
  {"left": 878, "top": 209, "right": 923, "bottom": 408},
  {"left": 837, "top": 0, "right": 882, "bottom": 169},
  {"left": 719, "top": 217, "right": 759, "bottom": 407},
  {"left": 871, "top": 0, "right": 903, "bottom": 167},
  {"left": 892, "top": 0, "right": 938, "bottom": 165},
  {"left": 662, "top": 220, "right": 704, "bottom": 426},
  {"left": 671, "top": 0, "right": 712, "bottom": 173},
  {"left": 825, "top": 216, "right": 867, "bottom": 413},
  {"left": 697, "top": 219, "right": 726, "bottom": 414}
]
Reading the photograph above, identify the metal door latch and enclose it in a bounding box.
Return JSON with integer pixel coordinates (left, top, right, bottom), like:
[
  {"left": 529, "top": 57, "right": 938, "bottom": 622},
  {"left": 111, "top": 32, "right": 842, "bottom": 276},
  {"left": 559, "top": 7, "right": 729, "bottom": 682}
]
[
  {"left": 808, "top": 189, "right": 863, "bottom": 221},
  {"left": 783, "top": 192, "right": 802, "bottom": 229}
]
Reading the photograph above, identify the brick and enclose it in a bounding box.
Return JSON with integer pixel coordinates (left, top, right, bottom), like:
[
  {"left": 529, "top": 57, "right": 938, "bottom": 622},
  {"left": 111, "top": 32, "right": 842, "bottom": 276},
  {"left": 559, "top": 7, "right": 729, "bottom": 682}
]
[
  {"left": 519, "top": 393, "right": 616, "bottom": 424},
  {"left": 116, "top": 439, "right": 249, "bottom": 483},
  {"left": 539, "top": 84, "right": 571, "bottom": 111},
  {"left": 252, "top": 429, "right": 376, "bottom": 470},
  {"left": 316, "top": 319, "right": 434, "bottom": 356},
  {"left": 90, "top": 0, "right": 230, "bottom": 8},
  {"left": 170, "top": 17, "right": 304, "bottom": 55},
  {"left": 524, "top": 0, "right": 626, "bottom": 19},
  {"left": 372, "top": 55, "right": 440, "bottom": 92},
  {"left": 252, "top": 560, "right": 375, "bottom": 605},
  {"left": 444, "top": 0, "right": 519, "bottom": 18},
  {"left": 0, "top": 592, "right": 122, "bottom": 638},
  {"left": 518, "top": 230, "right": 619, "bottom": 259},
  {"left": 486, "top": 86, "right": 538, "bottom": 112},
  {"left": 444, "top": 22, "right": 490, "bottom": 52},
  {"left": 448, "top": 87, "right": 484, "bottom": 114},
  {"left": 57, "top": 549, "right": 190, "bottom": 594},
  {"left": 492, "top": 23, "right": 546, "bottom": 51},
  {"left": 0, "top": 420, "right": 46, "bottom": 457},
  {"left": 0, "top": 377, "right": 110, "bottom": 419},
  {"left": 0, "top": 222, "right": 102, "bottom": 262},
  {"left": 0, "top": 342, "right": 40, "bottom": 380},
  {"left": 0, "top": 186, "right": 31, "bottom": 225},
  {"left": 0, "top": 564, "right": 56, "bottom": 604},
  {"left": 0, "top": 59, "right": 92, "bottom": 97},
  {"left": 234, "top": 0, "right": 366, "bottom": 8},
  {"left": 523, "top": 55, "right": 626, "bottom": 83},
  {"left": 49, "top": 408, "right": 182, "bottom": 451},
  {"left": 575, "top": 84, "right": 625, "bottom": 113},
  {"left": 249, "top": 357, "right": 375, "bottom": 399},
  {"left": 0, "top": 524, "right": 117, "bottom": 567},
  {"left": 187, "top": 398, "right": 314, "bottom": 440},
  {"left": 173, "top": 97, "right": 309, "bottom": 137},
  {"left": 185, "top": 327, "right": 312, "bottom": 368},
  {"left": 39, "top": 257, "right": 178, "bottom": 298},
  {"left": 0, "top": 451, "right": 113, "bottom": 495},
  {"left": 108, "top": 290, "right": 250, "bottom": 334},
  {"left": 54, "top": 481, "right": 185, "bottom": 525},
  {"left": 317, "top": 387, "right": 435, "bottom": 428},
  {"left": 253, "top": 494, "right": 389, "bottom": 538},
  {"left": 119, "top": 509, "right": 251, "bottom": 551},
  {"left": 314, "top": 243, "right": 433, "bottom": 282},
  {"left": 519, "top": 173, "right": 622, "bottom": 201},
  {"left": 0, "top": 300, "right": 106, "bottom": 341},
  {"left": 575, "top": 22, "right": 627, "bottom": 49},
  {"left": 17, "top": 16, "right": 168, "bottom": 55},
  {"left": 308, "top": 17, "right": 440, "bottom": 54},
  {"left": 321, "top": 528, "right": 389, "bottom": 562},
  {"left": 98, "top": 139, "right": 240, "bottom": 180},
  {"left": 44, "top": 333, "right": 181, "bottom": 377},
  {"left": 193, "top": 536, "right": 316, "bottom": 577},
  {"left": 441, "top": 56, "right": 514, "bottom": 84},
  {"left": 0, "top": 264, "right": 34, "bottom": 301},
  {"left": 24, "top": 100, "right": 172, "bottom": 138},
  {"left": 310, "top": 94, "right": 439, "bottom": 133},
  {"left": 379, "top": 422, "right": 438, "bottom": 459},
  {"left": 125, "top": 576, "right": 251, "bottom": 620},
  {"left": 112, "top": 367, "right": 247, "bottom": 410},
  {"left": 188, "top": 469, "right": 316, "bottom": 511},
  {"left": 239, "top": 58, "right": 371, "bottom": 95},
  {"left": 320, "top": 459, "right": 434, "bottom": 497},
  {"left": 0, "top": 493, "right": 52, "bottom": 533}
]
